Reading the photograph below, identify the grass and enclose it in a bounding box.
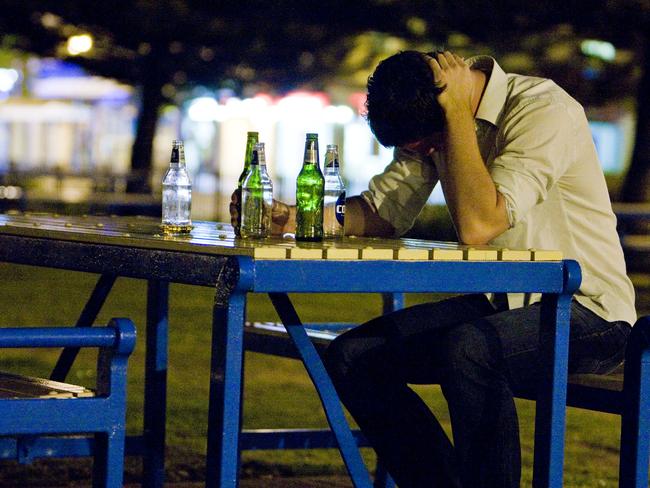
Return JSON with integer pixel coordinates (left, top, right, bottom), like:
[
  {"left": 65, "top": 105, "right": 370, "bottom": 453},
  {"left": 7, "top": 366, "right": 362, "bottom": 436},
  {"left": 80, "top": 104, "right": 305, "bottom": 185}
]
[{"left": 0, "top": 262, "right": 644, "bottom": 487}]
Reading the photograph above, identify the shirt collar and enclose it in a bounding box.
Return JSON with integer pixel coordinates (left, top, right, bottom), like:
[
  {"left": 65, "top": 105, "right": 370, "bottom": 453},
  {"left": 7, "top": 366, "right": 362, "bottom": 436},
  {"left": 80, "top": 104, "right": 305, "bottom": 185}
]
[{"left": 467, "top": 56, "right": 507, "bottom": 127}]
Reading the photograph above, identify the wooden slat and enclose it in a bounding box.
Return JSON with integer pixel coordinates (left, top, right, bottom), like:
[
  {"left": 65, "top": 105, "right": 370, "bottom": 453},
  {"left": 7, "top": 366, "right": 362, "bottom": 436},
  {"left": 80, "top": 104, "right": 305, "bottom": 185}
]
[
  {"left": 531, "top": 249, "right": 563, "bottom": 261},
  {"left": 0, "top": 371, "right": 94, "bottom": 399},
  {"left": 288, "top": 247, "right": 324, "bottom": 259},
  {"left": 396, "top": 248, "right": 429, "bottom": 260},
  {"left": 464, "top": 248, "right": 499, "bottom": 261},
  {"left": 323, "top": 248, "right": 360, "bottom": 260},
  {"left": 499, "top": 249, "right": 532, "bottom": 261},
  {"left": 254, "top": 246, "right": 287, "bottom": 259},
  {"left": 360, "top": 247, "right": 394, "bottom": 260},
  {"left": 431, "top": 248, "right": 464, "bottom": 261}
]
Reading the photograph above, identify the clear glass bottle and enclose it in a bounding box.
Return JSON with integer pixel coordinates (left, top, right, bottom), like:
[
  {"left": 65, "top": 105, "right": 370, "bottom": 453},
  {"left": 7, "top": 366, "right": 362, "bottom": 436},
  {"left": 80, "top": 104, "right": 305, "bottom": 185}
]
[
  {"left": 235, "top": 131, "right": 259, "bottom": 236},
  {"left": 161, "top": 140, "right": 192, "bottom": 234},
  {"left": 323, "top": 144, "right": 346, "bottom": 238},
  {"left": 296, "top": 133, "right": 324, "bottom": 241},
  {"left": 257, "top": 143, "right": 274, "bottom": 236},
  {"left": 241, "top": 143, "right": 269, "bottom": 238}
]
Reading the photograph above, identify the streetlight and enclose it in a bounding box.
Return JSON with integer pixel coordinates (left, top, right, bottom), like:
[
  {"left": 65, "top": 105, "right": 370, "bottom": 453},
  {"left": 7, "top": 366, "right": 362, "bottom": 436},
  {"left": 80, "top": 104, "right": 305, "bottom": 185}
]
[{"left": 67, "top": 34, "right": 93, "bottom": 56}]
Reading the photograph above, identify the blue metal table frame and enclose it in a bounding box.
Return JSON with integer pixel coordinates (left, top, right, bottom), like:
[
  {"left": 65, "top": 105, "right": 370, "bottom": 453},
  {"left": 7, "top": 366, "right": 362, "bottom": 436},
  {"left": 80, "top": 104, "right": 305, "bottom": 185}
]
[
  {"left": 207, "top": 255, "right": 581, "bottom": 488},
  {"left": 0, "top": 215, "right": 580, "bottom": 488}
]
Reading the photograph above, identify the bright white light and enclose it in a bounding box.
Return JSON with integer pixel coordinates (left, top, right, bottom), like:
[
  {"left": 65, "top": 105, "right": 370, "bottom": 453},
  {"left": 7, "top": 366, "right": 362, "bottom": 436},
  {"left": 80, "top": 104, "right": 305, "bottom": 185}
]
[
  {"left": 31, "top": 76, "right": 131, "bottom": 100},
  {"left": 323, "top": 105, "right": 355, "bottom": 125},
  {"left": 67, "top": 34, "right": 94, "bottom": 56},
  {"left": 0, "top": 69, "right": 19, "bottom": 92},
  {"left": 277, "top": 93, "right": 328, "bottom": 119},
  {"left": 187, "top": 97, "right": 220, "bottom": 122},
  {"left": 581, "top": 39, "right": 616, "bottom": 62}
]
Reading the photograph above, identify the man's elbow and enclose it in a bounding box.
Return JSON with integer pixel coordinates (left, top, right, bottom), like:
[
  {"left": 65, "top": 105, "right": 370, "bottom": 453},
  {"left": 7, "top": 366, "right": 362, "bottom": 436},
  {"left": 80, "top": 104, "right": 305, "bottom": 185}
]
[{"left": 457, "top": 219, "right": 507, "bottom": 245}]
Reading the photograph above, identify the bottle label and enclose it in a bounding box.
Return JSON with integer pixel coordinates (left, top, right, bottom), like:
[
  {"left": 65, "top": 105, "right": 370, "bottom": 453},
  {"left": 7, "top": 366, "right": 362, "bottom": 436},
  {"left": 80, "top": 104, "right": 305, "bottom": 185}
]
[{"left": 335, "top": 192, "right": 346, "bottom": 226}]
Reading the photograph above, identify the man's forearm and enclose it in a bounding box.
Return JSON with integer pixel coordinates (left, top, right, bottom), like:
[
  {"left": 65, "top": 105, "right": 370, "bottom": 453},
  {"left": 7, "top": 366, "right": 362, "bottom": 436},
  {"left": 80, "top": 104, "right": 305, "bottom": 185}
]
[
  {"left": 437, "top": 107, "right": 508, "bottom": 244},
  {"left": 344, "top": 195, "right": 396, "bottom": 237}
]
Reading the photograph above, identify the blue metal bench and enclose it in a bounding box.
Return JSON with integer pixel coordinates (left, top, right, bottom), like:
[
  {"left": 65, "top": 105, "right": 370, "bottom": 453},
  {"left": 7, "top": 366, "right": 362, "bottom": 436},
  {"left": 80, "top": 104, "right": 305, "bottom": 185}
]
[
  {"left": 244, "top": 313, "right": 650, "bottom": 488},
  {"left": 0, "top": 318, "right": 136, "bottom": 488}
]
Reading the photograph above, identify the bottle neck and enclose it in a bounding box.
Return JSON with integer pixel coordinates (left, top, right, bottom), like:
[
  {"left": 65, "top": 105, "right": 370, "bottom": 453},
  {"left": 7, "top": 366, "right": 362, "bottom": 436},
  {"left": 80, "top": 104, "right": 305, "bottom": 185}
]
[
  {"left": 244, "top": 137, "right": 258, "bottom": 169},
  {"left": 303, "top": 139, "right": 319, "bottom": 167},
  {"left": 171, "top": 145, "right": 186, "bottom": 166},
  {"left": 325, "top": 160, "right": 339, "bottom": 170}
]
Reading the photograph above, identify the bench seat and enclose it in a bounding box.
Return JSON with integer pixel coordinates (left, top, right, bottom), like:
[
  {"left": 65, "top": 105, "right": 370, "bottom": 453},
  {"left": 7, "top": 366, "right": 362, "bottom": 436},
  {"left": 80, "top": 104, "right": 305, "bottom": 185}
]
[
  {"left": 243, "top": 321, "right": 627, "bottom": 412},
  {"left": 0, "top": 371, "right": 94, "bottom": 399}
]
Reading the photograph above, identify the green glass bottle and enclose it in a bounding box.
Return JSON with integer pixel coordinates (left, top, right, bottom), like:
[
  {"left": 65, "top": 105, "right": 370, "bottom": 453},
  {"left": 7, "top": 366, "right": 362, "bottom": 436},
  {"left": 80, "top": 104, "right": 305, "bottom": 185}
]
[
  {"left": 235, "top": 131, "right": 259, "bottom": 236},
  {"left": 240, "top": 143, "right": 265, "bottom": 239},
  {"left": 296, "top": 133, "right": 324, "bottom": 241}
]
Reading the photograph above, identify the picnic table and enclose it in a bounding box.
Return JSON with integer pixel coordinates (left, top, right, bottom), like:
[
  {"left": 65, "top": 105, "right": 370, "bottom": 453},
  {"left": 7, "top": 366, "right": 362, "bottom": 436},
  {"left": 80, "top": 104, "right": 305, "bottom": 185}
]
[{"left": 0, "top": 212, "right": 579, "bottom": 488}]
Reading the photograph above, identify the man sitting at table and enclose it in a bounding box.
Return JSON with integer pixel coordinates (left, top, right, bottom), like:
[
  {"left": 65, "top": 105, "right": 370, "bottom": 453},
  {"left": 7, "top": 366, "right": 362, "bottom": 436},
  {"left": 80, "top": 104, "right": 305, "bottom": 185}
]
[{"left": 230, "top": 50, "right": 636, "bottom": 488}]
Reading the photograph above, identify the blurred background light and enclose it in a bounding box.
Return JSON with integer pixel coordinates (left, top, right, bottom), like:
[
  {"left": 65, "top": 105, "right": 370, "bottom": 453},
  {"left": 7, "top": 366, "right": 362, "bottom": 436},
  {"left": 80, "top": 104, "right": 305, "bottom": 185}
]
[
  {"left": 187, "top": 97, "right": 220, "bottom": 122},
  {"left": 581, "top": 39, "right": 616, "bottom": 61},
  {"left": 67, "top": 34, "right": 93, "bottom": 56},
  {"left": 0, "top": 69, "right": 19, "bottom": 92}
]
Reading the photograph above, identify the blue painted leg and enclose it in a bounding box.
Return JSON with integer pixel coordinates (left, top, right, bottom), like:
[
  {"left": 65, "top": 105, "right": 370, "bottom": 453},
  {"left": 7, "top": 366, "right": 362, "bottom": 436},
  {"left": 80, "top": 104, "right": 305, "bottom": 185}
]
[
  {"left": 143, "top": 280, "right": 169, "bottom": 488},
  {"left": 206, "top": 290, "right": 247, "bottom": 488},
  {"left": 93, "top": 430, "right": 126, "bottom": 488},
  {"left": 619, "top": 316, "right": 650, "bottom": 488},
  {"left": 533, "top": 259, "right": 581, "bottom": 488},
  {"left": 268, "top": 292, "right": 373, "bottom": 488}
]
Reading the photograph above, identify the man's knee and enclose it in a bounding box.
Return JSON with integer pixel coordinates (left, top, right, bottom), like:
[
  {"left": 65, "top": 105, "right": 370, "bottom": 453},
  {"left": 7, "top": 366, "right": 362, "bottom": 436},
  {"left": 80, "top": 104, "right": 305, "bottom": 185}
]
[
  {"left": 441, "top": 323, "right": 495, "bottom": 378},
  {"left": 324, "top": 330, "right": 386, "bottom": 387},
  {"left": 323, "top": 334, "right": 349, "bottom": 382}
]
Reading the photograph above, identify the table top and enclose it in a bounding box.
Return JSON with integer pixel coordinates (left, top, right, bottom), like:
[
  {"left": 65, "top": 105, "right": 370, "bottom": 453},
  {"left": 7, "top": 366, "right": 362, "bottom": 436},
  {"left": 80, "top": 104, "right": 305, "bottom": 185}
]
[{"left": 0, "top": 212, "right": 563, "bottom": 262}]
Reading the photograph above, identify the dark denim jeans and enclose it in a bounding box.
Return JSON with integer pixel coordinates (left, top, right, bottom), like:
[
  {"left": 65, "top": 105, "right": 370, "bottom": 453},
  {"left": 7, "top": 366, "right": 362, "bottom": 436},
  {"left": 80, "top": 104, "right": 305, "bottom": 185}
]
[{"left": 323, "top": 294, "right": 631, "bottom": 488}]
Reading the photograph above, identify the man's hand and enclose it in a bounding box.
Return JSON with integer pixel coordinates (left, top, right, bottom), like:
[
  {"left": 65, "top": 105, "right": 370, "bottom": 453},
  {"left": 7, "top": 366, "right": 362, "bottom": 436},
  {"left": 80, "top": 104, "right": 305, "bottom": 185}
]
[
  {"left": 427, "top": 51, "right": 474, "bottom": 116},
  {"left": 270, "top": 199, "right": 291, "bottom": 235},
  {"left": 229, "top": 189, "right": 293, "bottom": 236}
]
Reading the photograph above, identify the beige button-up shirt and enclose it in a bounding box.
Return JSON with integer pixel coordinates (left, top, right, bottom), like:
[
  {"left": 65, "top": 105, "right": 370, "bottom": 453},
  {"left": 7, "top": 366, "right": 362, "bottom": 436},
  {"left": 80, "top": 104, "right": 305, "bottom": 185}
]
[{"left": 361, "top": 56, "right": 636, "bottom": 325}]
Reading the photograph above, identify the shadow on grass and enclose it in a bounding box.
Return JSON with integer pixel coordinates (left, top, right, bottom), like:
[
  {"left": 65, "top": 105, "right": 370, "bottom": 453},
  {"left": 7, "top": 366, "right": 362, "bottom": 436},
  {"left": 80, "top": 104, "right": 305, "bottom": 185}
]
[{"left": 0, "top": 445, "right": 349, "bottom": 486}]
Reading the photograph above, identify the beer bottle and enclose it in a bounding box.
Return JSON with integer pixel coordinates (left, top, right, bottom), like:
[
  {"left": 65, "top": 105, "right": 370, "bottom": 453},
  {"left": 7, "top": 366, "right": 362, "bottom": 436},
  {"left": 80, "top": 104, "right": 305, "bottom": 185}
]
[
  {"left": 323, "top": 144, "right": 345, "bottom": 238},
  {"left": 161, "top": 140, "right": 192, "bottom": 234},
  {"left": 296, "top": 133, "right": 324, "bottom": 241},
  {"left": 240, "top": 143, "right": 268, "bottom": 238},
  {"left": 235, "top": 131, "right": 259, "bottom": 236}
]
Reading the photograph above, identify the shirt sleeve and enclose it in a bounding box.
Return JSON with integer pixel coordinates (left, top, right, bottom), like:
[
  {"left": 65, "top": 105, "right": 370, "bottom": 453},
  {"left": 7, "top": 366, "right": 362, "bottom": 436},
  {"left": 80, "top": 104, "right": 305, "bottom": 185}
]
[
  {"left": 361, "top": 147, "right": 439, "bottom": 236},
  {"left": 490, "top": 99, "right": 576, "bottom": 227}
]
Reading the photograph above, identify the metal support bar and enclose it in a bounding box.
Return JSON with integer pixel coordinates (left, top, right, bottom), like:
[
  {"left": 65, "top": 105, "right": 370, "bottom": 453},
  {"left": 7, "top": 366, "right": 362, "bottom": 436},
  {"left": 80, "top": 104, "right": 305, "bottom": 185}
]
[
  {"left": 0, "top": 435, "right": 145, "bottom": 461},
  {"left": 143, "top": 280, "right": 169, "bottom": 488},
  {"left": 381, "top": 293, "right": 404, "bottom": 315},
  {"left": 377, "top": 294, "right": 400, "bottom": 488},
  {"left": 268, "top": 292, "right": 373, "bottom": 488},
  {"left": 240, "top": 428, "right": 368, "bottom": 450},
  {"left": 50, "top": 273, "right": 117, "bottom": 381}
]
